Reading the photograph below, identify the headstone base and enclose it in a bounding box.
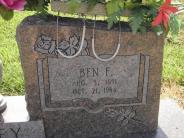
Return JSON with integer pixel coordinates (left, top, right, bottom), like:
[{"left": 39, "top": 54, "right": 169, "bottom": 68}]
[
  {"left": 1, "top": 96, "right": 184, "bottom": 138},
  {"left": 1, "top": 96, "right": 45, "bottom": 138}
]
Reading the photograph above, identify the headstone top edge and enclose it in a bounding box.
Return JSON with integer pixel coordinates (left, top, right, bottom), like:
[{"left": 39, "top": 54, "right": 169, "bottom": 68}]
[{"left": 16, "top": 15, "right": 157, "bottom": 33}]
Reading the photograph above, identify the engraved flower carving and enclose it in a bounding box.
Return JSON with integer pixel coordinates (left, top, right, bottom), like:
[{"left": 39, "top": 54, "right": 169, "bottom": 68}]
[
  {"left": 37, "top": 35, "right": 51, "bottom": 49},
  {"left": 34, "top": 35, "right": 56, "bottom": 54},
  {"left": 34, "top": 34, "right": 89, "bottom": 56},
  {"left": 58, "top": 34, "right": 88, "bottom": 56},
  {"left": 105, "top": 108, "right": 119, "bottom": 118},
  {"left": 58, "top": 34, "right": 89, "bottom": 56},
  {"left": 105, "top": 107, "right": 136, "bottom": 126},
  {"left": 117, "top": 107, "right": 136, "bottom": 126}
]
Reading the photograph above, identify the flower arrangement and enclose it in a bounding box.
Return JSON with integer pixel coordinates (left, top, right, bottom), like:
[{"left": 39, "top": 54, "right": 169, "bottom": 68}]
[{"left": 0, "top": 0, "right": 184, "bottom": 35}]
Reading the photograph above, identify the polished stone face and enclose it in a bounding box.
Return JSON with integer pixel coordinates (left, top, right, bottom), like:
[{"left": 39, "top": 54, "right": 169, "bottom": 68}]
[
  {"left": 37, "top": 54, "right": 149, "bottom": 113},
  {"left": 47, "top": 55, "right": 140, "bottom": 102},
  {"left": 16, "top": 15, "right": 164, "bottom": 138}
]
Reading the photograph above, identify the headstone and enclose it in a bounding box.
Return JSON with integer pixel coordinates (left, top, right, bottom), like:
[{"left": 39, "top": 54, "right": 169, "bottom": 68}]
[
  {"left": 0, "top": 121, "right": 45, "bottom": 138},
  {"left": 16, "top": 15, "right": 164, "bottom": 138}
]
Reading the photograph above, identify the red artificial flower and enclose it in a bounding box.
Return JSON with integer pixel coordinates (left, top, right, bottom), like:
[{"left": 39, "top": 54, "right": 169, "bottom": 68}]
[
  {"left": 152, "top": 0, "right": 178, "bottom": 31},
  {"left": 0, "top": 0, "right": 26, "bottom": 11}
]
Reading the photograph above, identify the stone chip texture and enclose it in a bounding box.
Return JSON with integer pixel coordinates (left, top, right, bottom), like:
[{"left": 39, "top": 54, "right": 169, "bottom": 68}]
[
  {"left": 16, "top": 15, "right": 164, "bottom": 138},
  {"left": 0, "top": 121, "right": 45, "bottom": 138}
]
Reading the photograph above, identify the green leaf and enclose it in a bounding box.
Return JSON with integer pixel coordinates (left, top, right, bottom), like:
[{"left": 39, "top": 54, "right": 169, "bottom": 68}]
[
  {"left": 129, "top": 15, "right": 143, "bottom": 33},
  {"left": 107, "top": 14, "right": 119, "bottom": 29},
  {"left": 25, "top": 0, "right": 50, "bottom": 12},
  {"left": 169, "top": 14, "right": 180, "bottom": 36},
  {"left": 67, "top": 0, "right": 81, "bottom": 13},
  {"left": 87, "top": 0, "right": 101, "bottom": 11},
  {"left": 0, "top": 6, "right": 14, "bottom": 20},
  {"left": 106, "top": 0, "right": 124, "bottom": 16},
  {"left": 153, "top": 25, "right": 164, "bottom": 35},
  {"left": 129, "top": 6, "right": 157, "bottom": 33},
  {"left": 139, "top": 26, "right": 147, "bottom": 33},
  {"left": 105, "top": 0, "right": 124, "bottom": 28}
]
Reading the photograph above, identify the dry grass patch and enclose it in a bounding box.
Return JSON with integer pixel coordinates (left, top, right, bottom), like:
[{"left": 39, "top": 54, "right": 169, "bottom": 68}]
[{"left": 161, "top": 82, "right": 184, "bottom": 109}]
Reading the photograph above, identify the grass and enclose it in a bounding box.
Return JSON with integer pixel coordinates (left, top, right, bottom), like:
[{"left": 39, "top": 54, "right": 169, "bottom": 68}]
[
  {"left": 0, "top": 12, "right": 184, "bottom": 96},
  {"left": 163, "top": 39, "right": 184, "bottom": 86},
  {"left": 0, "top": 12, "right": 34, "bottom": 95}
]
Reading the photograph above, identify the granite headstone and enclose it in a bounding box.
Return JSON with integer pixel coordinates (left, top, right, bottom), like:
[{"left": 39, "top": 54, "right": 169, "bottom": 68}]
[{"left": 16, "top": 15, "right": 164, "bottom": 138}]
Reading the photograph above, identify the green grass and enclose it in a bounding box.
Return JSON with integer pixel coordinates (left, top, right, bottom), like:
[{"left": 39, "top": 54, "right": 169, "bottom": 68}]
[
  {"left": 0, "top": 12, "right": 183, "bottom": 95},
  {"left": 0, "top": 12, "right": 34, "bottom": 95},
  {"left": 163, "top": 40, "right": 184, "bottom": 86}
]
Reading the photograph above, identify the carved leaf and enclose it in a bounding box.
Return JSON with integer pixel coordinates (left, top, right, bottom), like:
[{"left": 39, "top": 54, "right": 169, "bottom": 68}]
[
  {"left": 105, "top": 108, "right": 119, "bottom": 118},
  {"left": 41, "top": 36, "right": 52, "bottom": 49},
  {"left": 117, "top": 115, "right": 125, "bottom": 122},
  {"left": 58, "top": 40, "right": 70, "bottom": 51},
  {"left": 124, "top": 107, "right": 133, "bottom": 116},
  {"left": 36, "top": 37, "right": 44, "bottom": 48},
  {"left": 80, "top": 39, "right": 89, "bottom": 56},
  {"left": 48, "top": 41, "right": 56, "bottom": 54},
  {"left": 69, "top": 34, "right": 79, "bottom": 47},
  {"left": 36, "top": 35, "right": 52, "bottom": 50},
  {"left": 128, "top": 111, "right": 136, "bottom": 119},
  {"left": 121, "top": 119, "right": 129, "bottom": 126},
  {"left": 120, "top": 108, "right": 125, "bottom": 114},
  {"left": 58, "top": 35, "right": 80, "bottom": 56}
]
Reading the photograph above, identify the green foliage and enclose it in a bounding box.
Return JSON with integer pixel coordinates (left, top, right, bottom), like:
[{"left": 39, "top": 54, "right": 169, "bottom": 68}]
[
  {"left": 0, "top": 0, "right": 183, "bottom": 34},
  {"left": 169, "top": 14, "right": 180, "bottom": 36},
  {"left": 106, "top": 0, "right": 124, "bottom": 28},
  {"left": 67, "top": 0, "right": 81, "bottom": 13},
  {"left": 129, "top": 6, "right": 157, "bottom": 33},
  {"left": 106, "top": 0, "right": 124, "bottom": 15},
  {"left": 25, "top": 0, "right": 50, "bottom": 13},
  {"left": 87, "top": 0, "right": 103, "bottom": 10},
  {"left": 0, "top": 12, "right": 34, "bottom": 95},
  {"left": 107, "top": 12, "right": 121, "bottom": 29},
  {"left": 130, "top": 15, "right": 144, "bottom": 33},
  {"left": 0, "top": 6, "right": 14, "bottom": 20}
]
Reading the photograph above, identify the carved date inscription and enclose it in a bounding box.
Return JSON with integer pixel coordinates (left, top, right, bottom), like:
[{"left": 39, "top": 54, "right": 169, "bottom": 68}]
[{"left": 48, "top": 55, "right": 140, "bottom": 102}]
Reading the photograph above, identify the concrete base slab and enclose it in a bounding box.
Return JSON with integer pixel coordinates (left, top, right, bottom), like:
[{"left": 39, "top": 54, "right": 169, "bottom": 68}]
[
  {"left": 1, "top": 96, "right": 184, "bottom": 138},
  {"left": 157, "top": 99, "right": 184, "bottom": 138},
  {"left": 2, "top": 96, "right": 29, "bottom": 123}
]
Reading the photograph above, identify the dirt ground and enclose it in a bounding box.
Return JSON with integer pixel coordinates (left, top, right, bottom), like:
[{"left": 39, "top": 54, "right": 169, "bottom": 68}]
[{"left": 161, "top": 83, "right": 184, "bottom": 109}]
